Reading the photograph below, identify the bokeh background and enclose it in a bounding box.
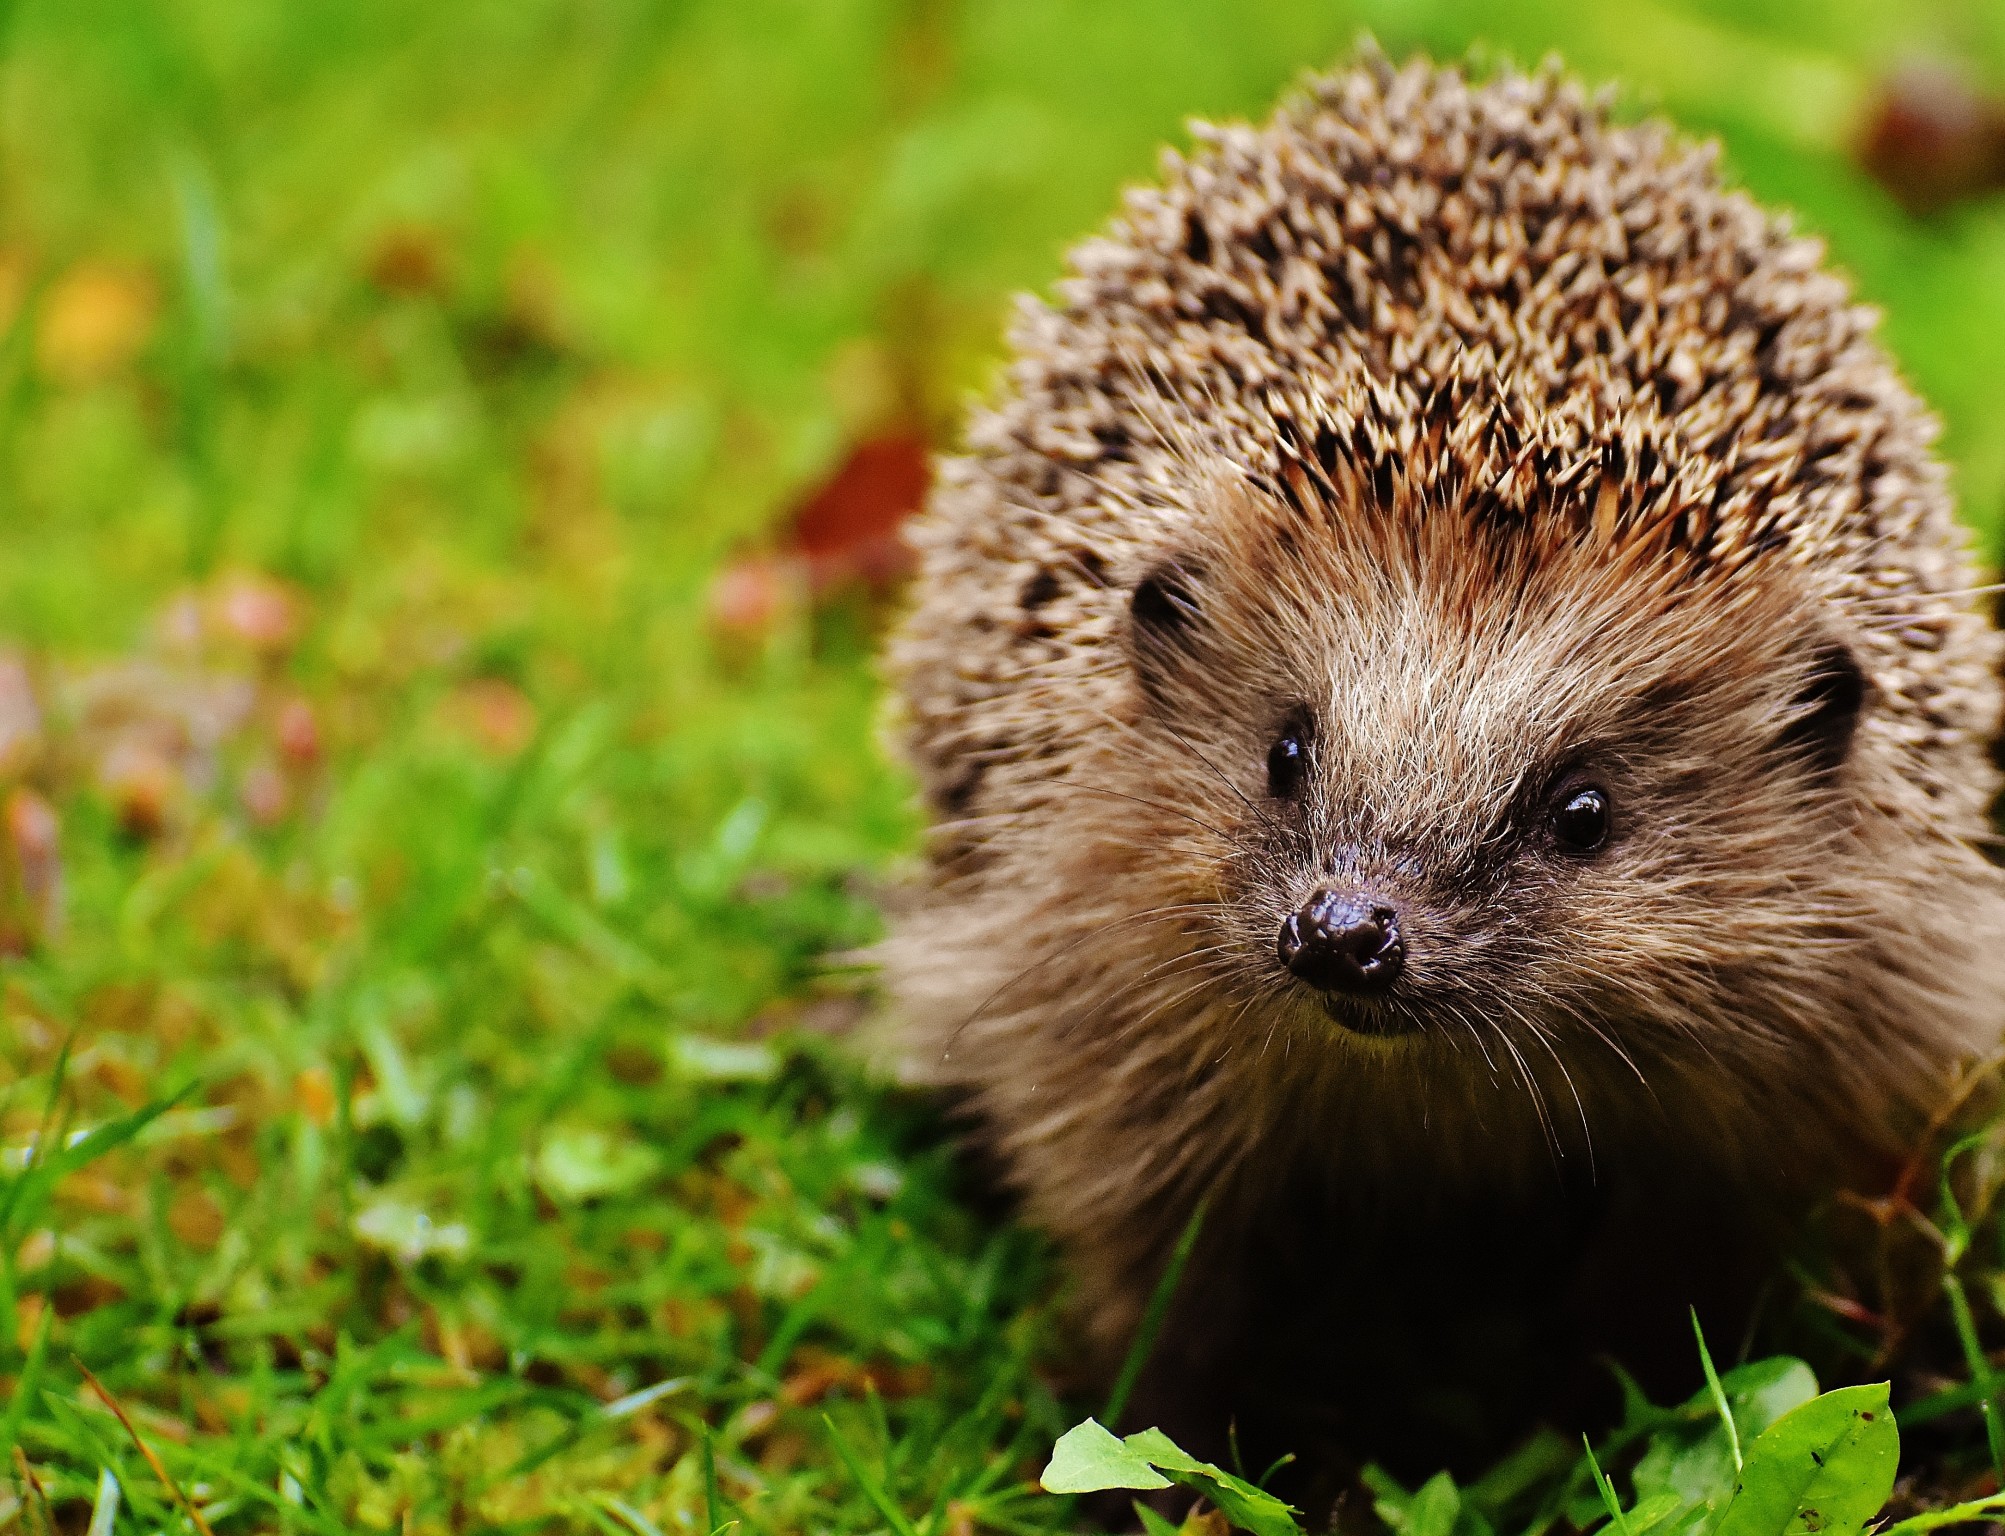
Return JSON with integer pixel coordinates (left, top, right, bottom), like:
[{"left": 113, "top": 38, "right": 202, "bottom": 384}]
[{"left": 5, "top": 2, "right": 2005, "bottom": 1532}]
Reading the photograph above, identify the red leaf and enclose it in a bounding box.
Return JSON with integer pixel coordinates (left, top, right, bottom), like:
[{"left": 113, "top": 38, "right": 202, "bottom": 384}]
[
  {"left": 786, "top": 431, "right": 929, "bottom": 592},
  {"left": 1858, "top": 62, "right": 2005, "bottom": 217}
]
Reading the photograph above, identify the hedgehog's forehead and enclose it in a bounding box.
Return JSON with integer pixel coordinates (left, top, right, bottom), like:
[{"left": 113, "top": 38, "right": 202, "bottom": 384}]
[{"left": 1208, "top": 513, "right": 1788, "bottom": 778}]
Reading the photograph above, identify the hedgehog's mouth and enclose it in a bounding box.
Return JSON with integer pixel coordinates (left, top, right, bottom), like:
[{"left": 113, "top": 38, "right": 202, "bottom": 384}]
[{"left": 1316, "top": 994, "right": 1422, "bottom": 1040}]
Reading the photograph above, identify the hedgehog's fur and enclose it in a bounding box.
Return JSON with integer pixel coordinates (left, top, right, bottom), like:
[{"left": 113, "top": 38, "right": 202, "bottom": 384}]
[{"left": 882, "top": 53, "right": 2005, "bottom": 1470}]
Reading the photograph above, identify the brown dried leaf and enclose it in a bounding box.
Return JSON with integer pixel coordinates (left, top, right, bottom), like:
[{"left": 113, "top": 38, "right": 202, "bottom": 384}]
[
  {"left": 211, "top": 572, "right": 302, "bottom": 655},
  {"left": 1858, "top": 61, "right": 2005, "bottom": 216},
  {"left": 367, "top": 225, "right": 451, "bottom": 297},
  {"left": 0, "top": 653, "right": 42, "bottom": 777},
  {"left": 4, "top": 788, "right": 61, "bottom": 940},
  {"left": 706, "top": 553, "right": 803, "bottom": 642},
  {"left": 36, "top": 262, "right": 157, "bottom": 383},
  {"left": 444, "top": 678, "right": 537, "bottom": 756},
  {"left": 786, "top": 431, "right": 928, "bottom": 593}
]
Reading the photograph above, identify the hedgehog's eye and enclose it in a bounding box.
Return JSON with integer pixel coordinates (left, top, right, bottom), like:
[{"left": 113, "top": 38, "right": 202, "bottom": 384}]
[
  {"left": 1551, "top": 785, "right": 1611, "bottom": 854},
  {"left": 1266, "top": 719, "right": 1310, "bottom": 799}
]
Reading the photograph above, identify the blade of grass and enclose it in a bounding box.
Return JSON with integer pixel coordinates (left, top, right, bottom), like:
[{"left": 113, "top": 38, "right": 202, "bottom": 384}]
[
  {"left": 1582, "top": 1436, "right": 1631, "bottom": 1536},
  {"left": 12, "top": 1446, "right": 53, "bottom": 1536},
  {"left": 0, "top": 1034, "right": 74, "bottom": 1240},
  {"left": 3, "top": 1086, "right": 195, "bottom": 1249},
  {"left": 1, "top": 1289, "right": 50, "bottom": 1458},
  {"left": 825, "top": 1413, "right": 919, "bottom": 1536},
  {"left": 76, "top": 1359, "right": 217, "bottom": 1536},
  {"left": 1104, "top": 1198, "right": 1207, "bottom": 1428},
  {"left": 1881, "top": 1491, "right": 2005, "bottom": 1535},
  {"left": 1690, "top": 1309, "right": 1742, "bottom": 1472},
  {"left": 702, "top": 1425, "right": 731, "bottom": 1536},
  {"left": 1941, "top": 1272, "right": 2005, "bottom": 1481},
  {"left": 1936, "top": 1137, "right": 2005, "bottom": 1480},
  {"left": 595, "top": 1493, "right": 670, "bottom": 1536},
  {"left": 85, "top": 1467, "right": 120, "bottom": 1536}
]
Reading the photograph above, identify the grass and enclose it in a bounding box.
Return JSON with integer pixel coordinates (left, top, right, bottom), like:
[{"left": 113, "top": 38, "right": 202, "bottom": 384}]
[{"left": 4, "top": 0, "right": 2005, "bottom": 1531}]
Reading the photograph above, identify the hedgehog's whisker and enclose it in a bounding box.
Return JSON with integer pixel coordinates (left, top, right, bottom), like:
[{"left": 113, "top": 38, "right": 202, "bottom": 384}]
[
  {"left": 1136, "top": 939, "right": 1244, "bottom": 987},
  {"left": 1533, "top": 969, "right": 1658, "bottom": 1094},
  {"left": 1491, "top": 1021, "right": 1560, "bottom": 1166},
  {"left": 1518, "top": 1007, "right": 1597, "bottom": 1182},
  {"left": 1160, "top": 720, "right": 1279, "bottom": 830},
  {"left": 1044, "top": 779, "right": 1236, "bottom": 841},
  {"left": 938, "top": 900, "right": 1231, "bottom": 1057},
  {"left": 1077, "top": 702, "right": 1277, "bottom": 836}
]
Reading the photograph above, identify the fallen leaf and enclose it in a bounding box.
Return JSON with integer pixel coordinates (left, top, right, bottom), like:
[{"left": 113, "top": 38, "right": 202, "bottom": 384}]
[
  {"left": 533, "top": 1125, "right": 662, "bottom": 1203},
  {"left": 0, "top": 652, "right": 42, "bottom": 776},
  {"left": 294, "top": 1067, "right": 336, "bottom": 1127},
  {"left": 1858, "top": 61, "right": 2005, "bottom": 216},
  {"left": 36, "top": 261, "right": 156, "bottom": 383},
  {"left": 167, "top": 1186, "right": 226, "bottom": 1249},
  {"left": 212, "top": 572, "right": 301, "bottom": 654},
  {"left": 96, "top": 738, "right": 181, "bottom": 838},
  {"left": 446, "top": 678, "right": 537, "bottom": 756},
  {"left": 13, "top": 1292, "right": 43, "bottom": 1353},
  {"left": 275, "top": 697, "right": 321, "bottom": 765},
  {"left": 6, "top": 787, "right": 61, "bottom": 937},
  {"left": 367, "top": 225, "right": 451, "bottom": 297},
  {"left": 786, "top": 431, "right": 928, "bottom": 592},
  {"left": 707, "top": 553, "right": 802, "bottom": 641},
  {"left": 239, "top": 758, "right": 288, "bottom": 825},
  {"left": 353, "top": 1197, "right": 472, "bottom": 1263}
]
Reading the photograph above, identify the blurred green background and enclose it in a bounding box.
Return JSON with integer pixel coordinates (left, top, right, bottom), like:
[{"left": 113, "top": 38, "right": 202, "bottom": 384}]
[{"left": 5, "top": 2, "right": 2005, "bottom": 1532}]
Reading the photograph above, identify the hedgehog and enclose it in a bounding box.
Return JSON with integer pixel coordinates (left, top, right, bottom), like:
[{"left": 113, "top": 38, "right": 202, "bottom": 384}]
[{"left": 880, "top": 52, "right": 2005, "bottom": 1474}]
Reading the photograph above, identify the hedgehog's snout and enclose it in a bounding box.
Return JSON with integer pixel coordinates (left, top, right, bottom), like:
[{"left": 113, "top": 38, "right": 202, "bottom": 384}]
[{"left": 1277, "top": 887, "right": 1405, "bottom": 995}]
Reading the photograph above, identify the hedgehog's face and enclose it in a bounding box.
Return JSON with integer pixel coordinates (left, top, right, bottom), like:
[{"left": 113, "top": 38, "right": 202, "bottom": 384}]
[{"left": 1118, "top": 485, "right": 1877, "bottom": 1090}]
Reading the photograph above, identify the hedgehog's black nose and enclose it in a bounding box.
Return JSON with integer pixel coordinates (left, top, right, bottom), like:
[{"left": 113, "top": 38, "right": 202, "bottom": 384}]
[{"left": 1278, "top": 889, "right": 1404, "bottom": 994}]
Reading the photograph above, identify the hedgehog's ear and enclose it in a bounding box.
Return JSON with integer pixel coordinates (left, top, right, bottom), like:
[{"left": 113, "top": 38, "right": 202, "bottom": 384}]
[
  {"left": 1129, "top": 556, "right": 1207, "bottom": 703},
  {"left": 1777, "top": 641, "right": 1867, "bottom": 779}
]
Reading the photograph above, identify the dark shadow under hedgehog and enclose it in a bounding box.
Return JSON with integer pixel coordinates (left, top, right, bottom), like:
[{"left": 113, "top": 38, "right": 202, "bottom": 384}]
[{"left": 879, "top": 50, "right": 2005, "bottom": 1486}]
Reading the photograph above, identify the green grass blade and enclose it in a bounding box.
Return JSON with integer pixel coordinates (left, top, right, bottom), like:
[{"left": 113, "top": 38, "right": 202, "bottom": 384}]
[
  {"left": 1941, "top": 1272, "right": 2005, "bottom": 1482},
  {"left": 85, "top": 1468, "right": 120, "bottom": 1536},
  {"left": 1104, "top": 1199, "right": 1208, "bottom": 1429},
  {"left": 1880, "top": 1491, "right": 2005, "bottom": 1535},
  {"left": 702, "top": 1426, "right": 730, "bottom": 1536},
  {"left": 825, "top": 1414, "right": 919, "bottom": 1536},
  {"left": 0, "top": 1293, "right": 50, "bottom": 1458},
  {"left": 1691, "top": 1309, "right": 1742, "bottom": 1472},
  {"left": 1582, "top": 1436, "right": 1632, "bottom": 1536}
]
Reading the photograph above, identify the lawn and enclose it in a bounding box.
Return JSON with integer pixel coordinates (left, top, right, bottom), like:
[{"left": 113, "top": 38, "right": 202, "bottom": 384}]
[{"left": 7, "top": 1, "right": 2005, "bottom": 1532}]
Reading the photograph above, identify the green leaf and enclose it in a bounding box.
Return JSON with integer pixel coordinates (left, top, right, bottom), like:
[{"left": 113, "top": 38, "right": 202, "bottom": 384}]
[
  {"left": 531, "top": 1125, "right": 662, "bottom": 1203},
  {"left": 1713, "top": 1383, "right": 1897, "bottom": 1536},
  {"left": 1465, "top": 1430, "right": 1575, "bottom": 1515},
  {"left": 1406, "top": 1472, "right": 1464, "bottom": 1536},
  {"left": 1041, "top": 1419, "right": 1171, "bottom": 1493},
  {"left": 1714, "top": 1360, "right": 1823, "bottom": 1440},
  {"left": 1364, "top": 1465, "right": 1417, "bottom": 1529},
  {"left": 1627, "top": 1492, "right": 1691, "bottom": 1535},
  {"left": 1123, "top": 1427, "right": 1304, "bottom": 1536},
  {"left": 1631, "top": 1356, "right": 1822, "bottom": 1535},
  {"left": 1136, "top": 1501, "right": 1187, "bottom": 1536}
]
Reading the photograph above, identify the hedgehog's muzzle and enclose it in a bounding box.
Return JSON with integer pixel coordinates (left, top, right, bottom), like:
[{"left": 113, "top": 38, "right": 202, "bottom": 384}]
[{"left": 1277, "top": 886, "right": 1406, "bottom": 997}]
